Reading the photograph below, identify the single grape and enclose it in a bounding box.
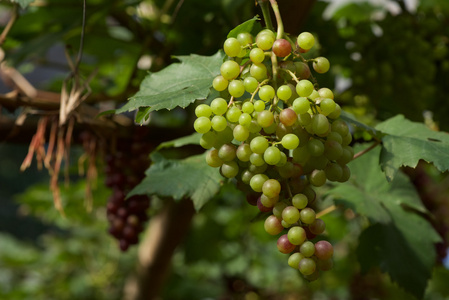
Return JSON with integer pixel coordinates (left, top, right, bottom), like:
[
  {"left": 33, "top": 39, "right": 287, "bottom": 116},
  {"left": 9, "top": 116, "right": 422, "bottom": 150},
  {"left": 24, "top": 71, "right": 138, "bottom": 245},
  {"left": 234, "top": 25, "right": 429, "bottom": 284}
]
[
  {"left": 260, "top": 194, "right": 279, "bottom": 207},
  {"left": 282, "top": 206, "right": 300, "bottom": 224},
  {"left": 292, "top": 193, "right": 308, "bottom": 209},
  {"left": 296, "top": 80, "right": 314, "bottom": 97},
  {"left": 206, "top": 149, "right": 223, "bottom": 168},
  {"left": 248, "top": 119, "right": 262, "bottom": 133},
  {"left": 318, "top": 87, "right": 334, "bottom": 99},
  {"left": 223, "top": 37, "right": 242, "bottom": 57},
  {"left": 218, "top": 143, "right": 236, "bottom": 162},
  {"left": 281, "top": 133, "right": 300, "bottom": 150},
  {"left": 256, "top": 33, "right": 275, "bottom": 50},
  {"left": 194, "top": 116, "right": 211, "bottom": 134},
  {"left": 239, "top": 113, "right": 252, "bottom": 127},
  {"left": 272, "top": 39, "right": 292, "bottom": 57},
  {"left": 237, "top": 32, "right": 253, "bottom": 46},
  {"left": 324, "top": 140, "right": 343, "bottom": 160},
  {"left": 277, "top": 234, "right": 296, "bottom": 254},
  {"left": 295, "top": 62, "right": 311, "bottom": 79},
  {"left": 300, "top": 207, "right": 316, "bottom": 224},
  {"left": 292, "top": 97, "right": 310, "bottom": 114},
  {"left": 298, "top": 113, "right": 312, "bottom": 126},
  {"left": 195, "top": 104, "right": 212, "bottom": 118},
  {"left": 298, "top": 257, "right": 316, "bottom": 275},
  {"left": 313, "top": 57, "right": 330, "bottom": 73},
  {"left": 288, "top": 226, "right": 307, "bottom": 245},
  {"left": 312, "top": 114, "right": 330, "bottom": 135},
  {"left": 325, "top": 162, "right": 343, "bottom": 181},
  {"left": 297, "top": 32, "right": 315, "bottom": 50},
  {"left": 220, "top": 161, "right": 239, "bottom": 178},
  {"left": 226, "top": 106, "right": 242, "bottom": 123},
  {"left": 339, "top": 165, "right": 351, "bottom": 182},
  {"left": 300, "top": 241, "right": 315, "bottom": 257},
  {"left": 220, "top": 60, "right": 240, "bottom": 80},
  {"left": 243, "top": 77, "right": 259, "bottom": 93},
  {"left": 262, "top": 178, "right": 281, "bottom": 198},
  {"left": 259, "top": 85, "right": 275, "bottom": 101},
  {"left": 210, "top": 98, "right": 228, "bottom": 115},
  {"left": 273, "top": 201, "right": 288, "bottom": 219},
  {"left": 250, "top": 63, "right": 268, "bottom": 81},
  {"left": 236, "top": 143, "right": 252, "bottom": 162},
  {"left": 279, "top": 108, "right": 297, "bottom": 127},
  {"left": 276, "top": 151, "right": 288, "bottom": 167},
  {"left": 314, "top": 240, "right": 334, "bottom": 260},
  {"left": 327, "top": 131, "right": 343, "bottom": 144},
  {"left": 250, "top": 48, "right": 265, "bottom": 63},
  {"left": 331, "top": 119, "right": 349, "bottom": 137},
  {"left": 241, "top": 169, "right": 254, "bottom": 184},
  {"left": 250, "top": 152, "right": 265, "bottom": 167},
  {"left": 249, "top": 162, "right": 267, "bottom": 173},
  {"left": 309, "top": 169, "right": 326, "bottom": 187},
  {"left": 250, "top": 136, "right": 269, "bottom": 154},
  {"left": 307, "top": 139, "right": 324, "bottom": 157},
  {"left": 309, "top": 219, "right": 326, "bottom": 235},
  {"left": 249, "top": 173, "right": 269, "bottom": 192},
  {"left": 200, "top": 131, "right": 216, "bottom": 149},
  {"left": 228, "top": 80, "right": 245, "bottom": 98},
  {"left": 253, "top": 100, "right": 266, "bottom": 112},
  {"left": 264, "top": 146, "right": 281, "bottom": 165},
  {"left": 211, "top": 115, "right": 227, "bottom": 132},
  {"left": 212, "top": 75, "right": 228, "bottom": 91},
  {"left": 288, "top": 252, "right": 305, "bottom": 269},
  {"left": 257, "top": 110, "right": 274, "bottom": 128},
  {"left": 233, "top": 124, "right": 250, "bottom": 141},
  {"left": 264, "top": 215, "right": 284, "bottom": 235}
]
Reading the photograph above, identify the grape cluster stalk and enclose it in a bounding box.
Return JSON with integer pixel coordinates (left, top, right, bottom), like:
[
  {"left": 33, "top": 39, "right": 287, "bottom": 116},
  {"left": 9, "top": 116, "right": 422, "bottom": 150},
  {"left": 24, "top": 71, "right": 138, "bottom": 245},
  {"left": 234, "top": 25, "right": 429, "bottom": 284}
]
[
  {"left": 194, "top": 25, "right": 354, "bottom": 279},
  {"left": 105, "top": 130, "right": 152, "bottom": 251}
]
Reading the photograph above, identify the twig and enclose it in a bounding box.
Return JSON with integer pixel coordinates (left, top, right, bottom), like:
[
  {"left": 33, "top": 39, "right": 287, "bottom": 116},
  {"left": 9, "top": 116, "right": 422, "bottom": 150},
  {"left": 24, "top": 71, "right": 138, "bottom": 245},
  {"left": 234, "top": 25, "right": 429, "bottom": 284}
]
[
  {"left": 353, "top": 140, "right": 381, "bottom": 160},
  {"left": 316, "top": 204, "right": 338, "bottom": 219},
  {"left": 0, "top": 4, "right": 18, "bottom": 47}
]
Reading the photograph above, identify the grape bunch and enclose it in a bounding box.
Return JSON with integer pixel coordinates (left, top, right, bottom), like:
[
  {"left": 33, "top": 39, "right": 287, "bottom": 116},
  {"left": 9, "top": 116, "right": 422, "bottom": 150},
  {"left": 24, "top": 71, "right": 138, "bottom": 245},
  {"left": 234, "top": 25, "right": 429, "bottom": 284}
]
[
  {"left": 194, "top": 28, "right": 353, "bottom": 279},
  {"left": 105, "top": 130, "right": 152, "bottom": 252}
]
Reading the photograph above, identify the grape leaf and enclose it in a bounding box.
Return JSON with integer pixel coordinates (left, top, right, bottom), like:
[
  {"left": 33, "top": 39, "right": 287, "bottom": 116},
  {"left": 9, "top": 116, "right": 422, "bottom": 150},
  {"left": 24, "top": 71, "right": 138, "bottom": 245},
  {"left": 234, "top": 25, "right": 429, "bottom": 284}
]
[
  {"left": 115, "top": 51, "right": 225, "bottom": 118},
  {"left": 375, "top": 114, "right": 449, "bottom": 182},
  {"left": 227, "top": 16, "right": 262, "bottom": 38},
  {"left": 329, "top": 145, "right": 441, "bottom": 298},
  {"left": 155, "top": 132, "right": 201, "bottom": 151},
  {"left": 128, "top": 152, "right": 223, "bottom": 211},
  {"left": 12, "top": 0, "right": 35, "bottom": 8}
]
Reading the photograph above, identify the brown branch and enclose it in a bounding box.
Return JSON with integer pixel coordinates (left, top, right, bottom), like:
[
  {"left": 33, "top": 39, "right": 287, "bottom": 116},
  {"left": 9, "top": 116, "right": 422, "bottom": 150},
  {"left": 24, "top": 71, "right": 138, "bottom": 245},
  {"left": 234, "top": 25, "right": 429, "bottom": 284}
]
[{"left": 0, "top": 4, "right": 18, "bottom": 47}]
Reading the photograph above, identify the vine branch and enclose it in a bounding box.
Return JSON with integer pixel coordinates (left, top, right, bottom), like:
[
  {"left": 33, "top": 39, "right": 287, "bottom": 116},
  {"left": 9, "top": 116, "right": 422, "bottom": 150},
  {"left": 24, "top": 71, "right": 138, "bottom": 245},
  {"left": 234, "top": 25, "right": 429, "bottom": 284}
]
[{"left": 353, "top": 140, "right": 382, "bottom": 160}]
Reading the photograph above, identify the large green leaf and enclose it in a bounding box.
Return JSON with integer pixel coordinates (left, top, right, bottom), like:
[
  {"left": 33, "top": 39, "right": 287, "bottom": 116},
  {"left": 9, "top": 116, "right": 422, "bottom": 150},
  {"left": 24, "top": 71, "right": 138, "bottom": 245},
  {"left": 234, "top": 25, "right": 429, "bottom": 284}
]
[
  {"left": 116, "top": 51, "right": 225, "bottom": 118},
  {"left": 329, "top": 145, "right": 441, "bottom": 298},
  {"left": 128, "top": 152, "right": 223, "bottom": 211},
  {"left": 375, "top": 115, "right": 449, "bottom": 182}
]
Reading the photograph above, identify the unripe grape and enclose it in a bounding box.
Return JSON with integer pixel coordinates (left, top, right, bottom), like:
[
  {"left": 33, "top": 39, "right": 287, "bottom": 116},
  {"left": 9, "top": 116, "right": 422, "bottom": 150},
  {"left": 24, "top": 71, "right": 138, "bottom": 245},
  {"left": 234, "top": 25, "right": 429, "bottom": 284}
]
[
  {"left": 256, "top": 33, "right": 275, "bottom": 50},
  {"left": 277, "top": 85, "right": 292, "bottom": 101},
  {"left": 288, "top": 226, "right": 307, "bottom": 245},
  {"left": 210, "top": 98, "right": 228, "bottom": 115},
  {"left": 264, "top": 146, "right": 281, "bottom": 165},
  {"left": 277, "top": 234, "right": 296, "bottom": 254},
  {"left": 298, "top": 257, "right": 316, "bottom": 275},
  {"left": 218, "top": 143, "right": 236, "bottom": 162},
  {"left": 257, "top": 197, "right": 272, "bottom": 212},
  {"left": 314, "top": 240, "right": 334, "bottom": 260},
  {"left": 319, "top": 98, "right": 336, "bottom": 116},
  {"left": 260, "top": 194, "right": 279, "bottom": 207},
  {"left": 297, "top": 32, "right": 315, "bottom": 50},
  {"left": 223, "top": 37, "right": 242, "bottom": 57},
  {"left": 276, "top": 123, "right": 292, "bottom": 140},
  {"left": 313, "top": 57, "right": 330, "bottom": 73},
  {"left": 309, "top": 169, "right": 327, "bottom": 187},
  {"left": 257, "top": 110, "right": 274, "bottom": 128},
  {"left": 206, "top": 149, "right": 223, "bottom": 168},
  {"left": 194, "top": 116, "right": 211, "bottom": 134},
  {"left": 325, "top": 162, "right": 343, "bottom": 181},
  {"left": 250, "top": 63, "right": 268, "bottom": 81},
  {"left": 282, "top": 206, "right": 300, "bottom": 224},
  {"left": 300, "top": 241, "right": 315, "bottom": 257},
  {"left": 243, "top": 77, "right": 259, "bottom": 93},
  {"left": 272, "top": 38, "right": 292, "bottom": 57},
  {"left": 273, "top": 201, "right": 288, "bottom": 219},
  {"left": 292, "top": 97, "right": 310, "bottom": 114},
  {"left": 318, "top": 87, "right": 334, "bottom": 99},
  {"left": 328, "top": 103, "right": 341, "bottom": 119},
  {"left": 296, "top": 80, "right": 314, "bottom": 97},
  {"left": 249, "top": 161, "right": 267, "bottom": 173},
  {"left": 263, "top": 121, "right": 277, "bottom": 134},
  {"left": 312, "top": 114, "right": 330, "bottom": 136},
  {"left": 195, "top": 104, "right": 212, "bottom": 118},
  {"left": 220, "top": 160, "right": 239, "bottom": 178},
  {"left": 226, "top": 106, "right": 242, "bottom": 123},
  {"left": 331, "top": 119, "right": 349, "bottom": 137},
  {"left": 254, "top": 100, "right": 266, "bottom": 112},
  {"left": 276, "top": 152, "right": 288, "bottom": 167},
  {"left": 249, "top": 173, "right": 269, "bottom": 192},
  {"left": 250, "top": 152, "right": 265, "bottom": 167},
  {"left": 309, "top": 219, "right": 326, "bottom": 235},
  {"left": 264, "top": 215, "right": 284, "bottom": 235},
  {"left": 220, "top": 60, "right": 240, "bottom": 80},
  {"left": 292, "top": 193, "right": 308, "bottom": 209},
  {"left": 300, "top": 207, "right": 316, "bottom": 224},
  {"left": 241, "top": 170, "right": 254, "bottom": 184},
  {"left": 250, "top": 48, "right": 265, "bottom": 63},
  {"left": 339, "top": 165, "right": 351, "bottom": 182},
  {"left": 233, "top": 124, "right": 250, "bottom": 141},
  {"left": 212, "top": 75, "right": 228, "bottom": 91},
  {"left": 307, "top": 139, "right": 324, "bottom": 157},
  {"left": 211, "top": 115, "right": 227, "bottom": 131},
  {"left": 228, "top": 80, "right": 245, "bottom": 97},
  {"left": 237, "top": 32, "right": 253, "bottom": 46},
  {"left": 250, "top": 136, "right": 269, "bottom": 153},
  {"left": 295, "top": 62, "right": 311, "bottom": 79},
  {"left": 236, "top": 143, "right": 252, "bottom": 162},
  {"left": 324, "top": 140, "right": 343, "bottom": 160},
  {"left": 288, "top": 252, "right": 305, "bottom": 269},
  {"left": 262, "top": 178, "right": 281, "bottom": 198},
  {"left": 281, "top": 133, "right": 300, "bottom": 150},
  {"left": 200, "top": 131, "right": 216, "bottom": 149},
  {"left": 248, "top": 119, "right": 262, "bottom": 133},
  {"left": 259, "top": 85, "right": 275, "bottom": 101},
  {"left": 242, "top": 101, "right": 255, "bottom": 114}
]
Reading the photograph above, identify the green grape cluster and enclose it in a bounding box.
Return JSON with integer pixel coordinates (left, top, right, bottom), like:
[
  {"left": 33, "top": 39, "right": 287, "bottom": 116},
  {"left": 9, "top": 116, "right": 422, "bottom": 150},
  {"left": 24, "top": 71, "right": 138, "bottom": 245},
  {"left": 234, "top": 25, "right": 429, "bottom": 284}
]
[{"left": 194, "top": 27, "right": 353, "bottom": 280}]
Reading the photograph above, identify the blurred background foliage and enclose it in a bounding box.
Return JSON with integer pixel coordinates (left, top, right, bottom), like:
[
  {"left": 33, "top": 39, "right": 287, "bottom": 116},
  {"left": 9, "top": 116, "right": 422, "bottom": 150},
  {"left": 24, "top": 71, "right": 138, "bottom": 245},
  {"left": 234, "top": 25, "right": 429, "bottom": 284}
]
[{"left": 1, "top": 0, "right": 449, "bottom": 299}]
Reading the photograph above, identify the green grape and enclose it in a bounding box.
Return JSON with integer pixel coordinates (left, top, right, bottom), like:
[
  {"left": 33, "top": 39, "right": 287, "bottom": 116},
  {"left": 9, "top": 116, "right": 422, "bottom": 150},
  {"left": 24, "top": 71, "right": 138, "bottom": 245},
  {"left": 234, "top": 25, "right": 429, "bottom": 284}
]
[
  {"left": 341, "top": 132, "right": 352, "bottom": 146},
  {"left": 296, "top": 80, "right": 314, "bottom": 97},
  {"left": 214, "top": 126, "right": 234, "bottom": 148},
  {"left": 276, "top": 123, "right": 292, "bottom": 140},
  {"left": 324, "top": 140, "right": 343, "bottom": 160},
  {"left": 264, "top": 215, "right": 284, "bottom": 235},
  {"left": 281, "top": 133, "right": 300, "bottom": 150},
  {"left": 195, "top": 104, "right": 212, "bottom": 118},
  {"left": 250, "top": 152, "right": 265, "bottom": 167},
  {"left": 300, "top": 207, "right": 316, "bottom": 224},
  {"left": 220, "top": 60, "right": 240, "bottom": 80},
  {"left": 242, "top": 101, "right": 255, "bottom": 114},
  {"left": 194, "top": 116, "right": 211, "bottom": 134},
  {"left": 223, "top": 37, "right": 242, "bottom": 57},
  {"left": 250, "top": 63, "right": 268, "bottom": 81},
  {"left": 273, "top": 201, "right": 288, "bottom": 219},
  {"left": 318, "top": 87, "right": 334, "bottom": 99},
  {"left": 237, "top": 32, "right": 253, "bottom": 46},
  {"left": 309, "top": 219, "right": 326, "bottom": 235},
  {"left": 249, "top": 162, "right": 267, "bottom": 174},
  {"left": 262, "top": 178, "right": 281, "bottom": 198},
  {"left": 312, "top": 114, "right": 330, "bottom": 135},
  {"left": 233, "top": 124, "right": 250, "bottom": 141},
  {"left": 309, "top": 90, "right": 320, "bottom": 101},
  {"left": 258, "top": 29, "right": 276, "bottom": 39},
  {"left": 239, "top": 113, "right": 252, "bottom": 127},
  {"left": 200, "top": 131, "right": 216, "bottom": 149},
  {"left": 331, "top": 119, "right": 349, "bottom": 137},
  {"left": 241, "top": 169, "right": 254, "bottom": 184},
  {"left": 288, "top": 226, "right": 307, "bottom": 245},
  {"left": 250, "top": 173, "right": 269, "bottom": 192},
  {"left": 292, "top": 193, "right": 308, "bottom": 209},
  {"left": 248, "top": 119, "right": 262, "bottom": 133},
  {"left": 298, "top": 113, "right": 312, "bottom": 126},
  {"left": 295, "top": 61, "right": 311, "bottom": 79},
  {"left": 327, "top": 131, "right": 342, "bottom": 144},
  {"left": 324, "top": 162, "right": 343, "bottom": 181},
  {"left": 336, "top": 146, "right": 354, "bottom": 165},
  {"left": 297, "top": 32, "right": 315, "bottom": 50},
  {"left": 277, "top": 85, "right": 292, "bottom": 101},
  {"left": 300, "top": 241, "right": 315, "bottom": 257},
  {"left": 257, "top": 110, "right": 274, "bottom": 128},
  {"left": 293, "top": 125, "right": 311, "bottom": 145},
  {"left": 206, "top": 149, "right": 223, "bottom": 168},
  {"left": 243, "top": 77, "right": 259, "bottom": 93},
  {"left": 220, "top": 160, "right": 239, "bottom": 178},
  {"left": 211, "top": 115, "right": 227, "bottom": 131},
  {"left": 302, "top": 186, "right": 316, "bottom": 203},
  {"left": 313, "top": 57, "right": 330, "bottom": 73},
  {"left": 226, "top": 106, "right": 242, "bottom": 123},
  {"left": 276, "top": 152, "right": 287, "bottom": 167},
  {"left": 228, "top": 80, "right": 245, "bottom": 98},
  {"left": 254, "top": 100, "right": 266, "bottom": 112},
  {"left": 256, "top": 33, "right": 275, "bottom": 50},
  {"left": 250, "top": 48, "right": 265, "bottom": 63},
  {"left": 339, "top": 165, "right": 351, "bottom": 182},
  {"left": 218, "top": 143, "right": 236, "bottom": 162},
  {"left": 264, "top": 146, "right": 281, "bottom": 165},
  {"left": 259, "top": 85, "right": 275, "bottom": 101},
  {"left": 250, "top": 136, "right": 269, "bottom": 154},
  {"left": 281, "top": 220, "right": 292, "bottom": 228},
  {"left": 210, "top": 98, "right": 228, "bottom": 115},
  {"left": 298, "top": 257, "right": 316, "bottom": 276},
  {"left": 309, "top": 169, "right": 327, "bottom": 187},
  {"left": 212, "top": 75, "right": 228, "bottom": 91},
  {"left": 282, "top": 206, "right": 300, "bottom": 224},
  {"left": 288, "top": 252, "right": 305, "bottom": 269},
  {"left": 236, "top": 143, "right": 252, "bottom": 162},
  {"left": 292, "top": 97, "right": 310, "bottom": 114},
  {"left": 328, "top": 103, "right": 341, "bottom": 119},
  {"left": 319, "top": 98, "right": 336, "bottom": 116},
  {"left": 264, "top": 121, "right": 277, "bottom": 134},
  {"left": 307, "top": 139, "right": 324, "bottom": 157}
]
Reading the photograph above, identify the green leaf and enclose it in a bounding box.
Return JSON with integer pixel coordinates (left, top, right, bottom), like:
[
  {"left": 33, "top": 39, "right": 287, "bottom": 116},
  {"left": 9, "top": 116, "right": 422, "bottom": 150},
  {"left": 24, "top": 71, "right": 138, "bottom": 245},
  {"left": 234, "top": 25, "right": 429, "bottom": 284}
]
[
  {"left": 128, "top": 152, "right": 223, "bottom": 211},
  {"left": 375, "top": 115, "right": 449, "bottom": 182},
  {"left": 12, "top": 0, "right": 35, "bottom": 8},
  {"left": 329, "top": 145, "right": 441, "bottom": 298},
  {"left": 155, "top": 132, "right": 201, "bottom": 151},
  {"left": 227, "top": 16, "right": 262, "bottom": 38},
  {"left": 116, "top": 51, "right": 225, "bottom": 118}
]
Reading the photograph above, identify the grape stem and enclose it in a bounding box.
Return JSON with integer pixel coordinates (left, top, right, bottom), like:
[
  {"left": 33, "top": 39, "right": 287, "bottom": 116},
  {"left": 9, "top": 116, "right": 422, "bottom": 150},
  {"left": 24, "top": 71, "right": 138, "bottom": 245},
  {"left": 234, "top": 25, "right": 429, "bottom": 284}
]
[
  {"left": 250, "top": 79, "right": 269, "bottom": 103},
  {"left": 285, "top": 69, "right": 300, "bottom": 83},
  {"left": 353, "top": 139, "right": 381, "bottom": 160},
  {"left": 257, "top": 0, "right": 274, "bottom": 31},
  {"left": 227, "top": 96, "right": 235, "bottom": 108},
  {"left": 316, "top": 204, "right": 339, "bottom": 218},
  {"left": 269, "top": 0, "right": 284, "bottom": 39}
]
